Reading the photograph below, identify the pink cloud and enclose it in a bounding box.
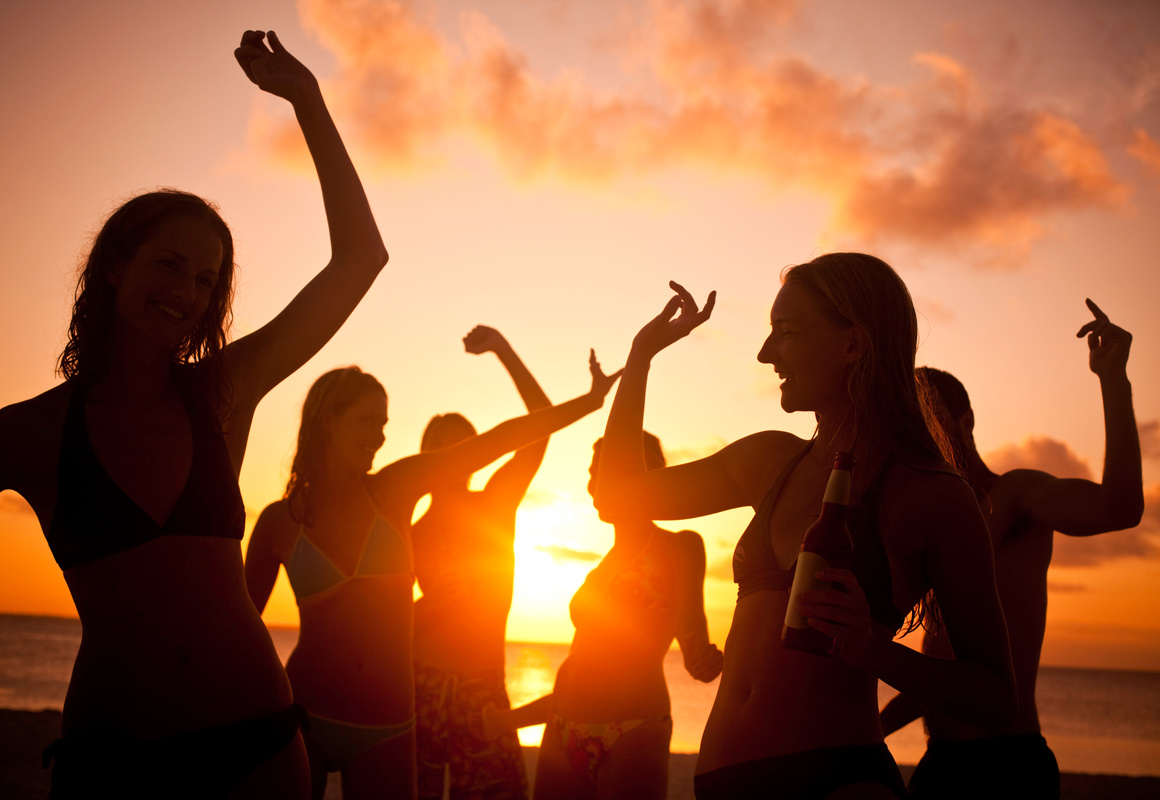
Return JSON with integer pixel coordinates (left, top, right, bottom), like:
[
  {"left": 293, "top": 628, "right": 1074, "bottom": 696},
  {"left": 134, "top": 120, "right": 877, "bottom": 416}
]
[
  {"left": 984, "top": 435, "right": 1092, "bottom": 479},
  {"left": 269, "top": 0, "right": 1129, "bottom": 258},
  {"left": 1127, "top": 128, "right": 1160, "bottom": 178},
  {"left": 1139, "top": 419, "right": 1160, "bottom": 459}
]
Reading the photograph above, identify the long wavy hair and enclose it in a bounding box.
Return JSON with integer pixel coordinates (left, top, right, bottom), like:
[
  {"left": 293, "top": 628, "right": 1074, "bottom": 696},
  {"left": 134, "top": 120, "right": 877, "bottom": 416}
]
[
  {"left": 781, "top": 253, "right": 954, "bottom": 463},
  {"left": 58, "top": 190, "right": 236, "bottom": 383},
  {"left": 285, "top": 367, "right": 387, "bottom": 524},
  {"left": 782, "top": 253, "right": 956, "bottom": 633}
]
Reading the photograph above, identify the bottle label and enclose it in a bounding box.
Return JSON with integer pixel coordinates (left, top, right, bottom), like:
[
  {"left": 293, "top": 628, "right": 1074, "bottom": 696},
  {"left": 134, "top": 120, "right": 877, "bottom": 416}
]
[
  {"left": 822, "top": 469, "right": 851, "bottom": 506},
  {"left": 783, "top": 550, "right": 831, "bottom": 630}
]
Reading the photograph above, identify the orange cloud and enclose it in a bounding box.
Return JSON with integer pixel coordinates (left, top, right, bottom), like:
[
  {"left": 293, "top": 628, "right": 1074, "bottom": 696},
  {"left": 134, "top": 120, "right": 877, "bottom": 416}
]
[
  {"left": 1127, "top": 128, "right": 1160, "bottom": 178},
  {"left": 272, "top": 0, "right": 1128, "bottom": 257},
  {"left": 1139, "top": 419, "right": 1160, "bottom": 459},
  {"left": 984, "top": 435, "right": 1092, "bottom": 479}
]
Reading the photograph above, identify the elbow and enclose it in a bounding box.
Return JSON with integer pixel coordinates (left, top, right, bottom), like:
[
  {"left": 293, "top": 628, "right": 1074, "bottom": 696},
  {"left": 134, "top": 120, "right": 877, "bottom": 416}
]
[
  {"left": 1105, "top": 496, "right": 1145, "bottom": 531},
  {"left": 372, "top": 243, "right": 389, "bottom": 271}
]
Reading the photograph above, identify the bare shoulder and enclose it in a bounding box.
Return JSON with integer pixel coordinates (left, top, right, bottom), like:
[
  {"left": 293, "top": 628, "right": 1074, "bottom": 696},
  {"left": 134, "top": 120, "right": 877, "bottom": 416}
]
[
  {"left": 990, "top": 468, "right": 1055, "bottom": 497},
  {"left": 666, "top": 528, "right": 707, "bottom": 560},
  {"left": 250, "top": 498, "right": 297, "bottom": 557},
  {"left": 716, "top": 430, "right": 809, "bottom": 500},
  {"left": 0, "top": 384, "right": 72, "bottom": 497},
  {"left": 255, "top": 497, "right": 294, "bottom": 526},
  {"left": 879, "top": 458, "right": 981, "bottom": 553},
  {"left": 0, "top": 383, "right": 71, "bottom": 429}
]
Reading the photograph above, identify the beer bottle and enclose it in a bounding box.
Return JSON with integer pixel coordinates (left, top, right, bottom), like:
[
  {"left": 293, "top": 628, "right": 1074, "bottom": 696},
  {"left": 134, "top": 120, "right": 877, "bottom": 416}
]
[{"left": 782, "top": 451, "right": 855, "bottom": 656}]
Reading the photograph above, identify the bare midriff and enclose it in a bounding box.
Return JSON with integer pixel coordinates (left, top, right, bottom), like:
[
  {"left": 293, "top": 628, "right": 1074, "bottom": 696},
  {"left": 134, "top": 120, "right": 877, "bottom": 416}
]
[
  {"left": 63, "top": 536, "right": 293, "bottom": 738},
  {"left": 696, "top": 589, "right": 883, "bottom": 774}
]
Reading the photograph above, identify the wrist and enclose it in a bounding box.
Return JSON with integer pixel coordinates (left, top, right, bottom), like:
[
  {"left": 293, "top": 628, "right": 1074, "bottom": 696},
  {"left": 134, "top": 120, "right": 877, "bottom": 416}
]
[
  {"left": 625, "top": 346, "right": 655, "bottom": 370},
  {"left": 1098, "top": 372, "right": 1132, "bottom": 399},
  {"left": 290, "top": 84, "right": 327, "bottom": 117}
]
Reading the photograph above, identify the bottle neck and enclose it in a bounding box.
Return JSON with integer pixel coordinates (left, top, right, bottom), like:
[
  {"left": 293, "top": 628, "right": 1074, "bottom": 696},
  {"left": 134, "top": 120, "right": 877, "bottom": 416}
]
[{"left": 821, "top": 467, "right": 852, "bottom": 507}]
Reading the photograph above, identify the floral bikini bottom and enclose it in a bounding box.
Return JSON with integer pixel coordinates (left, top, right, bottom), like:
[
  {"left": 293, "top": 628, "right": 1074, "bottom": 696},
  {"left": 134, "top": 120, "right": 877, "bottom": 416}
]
[{"left": 549, "top": 712, "right": 673, "bottom": 784}]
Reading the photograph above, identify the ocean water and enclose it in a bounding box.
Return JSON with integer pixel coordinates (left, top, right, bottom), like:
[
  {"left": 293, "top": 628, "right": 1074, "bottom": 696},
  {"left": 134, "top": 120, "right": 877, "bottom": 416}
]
[{"left": 2, "top": 614, "right": 1159, "bottom": 776}]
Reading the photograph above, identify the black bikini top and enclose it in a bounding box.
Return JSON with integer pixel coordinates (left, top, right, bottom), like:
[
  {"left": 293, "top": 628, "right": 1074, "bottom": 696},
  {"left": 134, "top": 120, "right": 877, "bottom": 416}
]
[
  {"left": 47, "top": 378, "right": 246, "bottom": 571},
  {"left": 732, "top": 444, "right": 906, "bottom": 632}
]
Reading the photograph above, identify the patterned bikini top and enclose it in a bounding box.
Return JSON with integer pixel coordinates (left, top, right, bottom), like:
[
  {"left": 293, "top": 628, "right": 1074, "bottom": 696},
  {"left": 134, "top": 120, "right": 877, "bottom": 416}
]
[{"left": 569, "top": 529, "right": 676, "bottom": 631}]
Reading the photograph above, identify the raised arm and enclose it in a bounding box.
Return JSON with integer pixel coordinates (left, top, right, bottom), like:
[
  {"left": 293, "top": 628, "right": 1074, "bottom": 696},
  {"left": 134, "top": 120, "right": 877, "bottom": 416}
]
[
  {"left": 225, "top": 30, "right": 388, "bottom": 407},
  {"left": 1018, "top": 299, "right": 1143, "bottom": 535},
  {"left": 244, "top": 502, "right": 288, "bottom": 615},
  {"left": 380, "top": 351, "right": 619, "bottom": 502},
  {"left": 466, "top": 326, "right": 552, "bottom": 504},
  {"left": 672, "top": 530, "right": 724, "bottom": 682},
  {"left": 596, "top": 281, "right": 772, "bottom": 521}
]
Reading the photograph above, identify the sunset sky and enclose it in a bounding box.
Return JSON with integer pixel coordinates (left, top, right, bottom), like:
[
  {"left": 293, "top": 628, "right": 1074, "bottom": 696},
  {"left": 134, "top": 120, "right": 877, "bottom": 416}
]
[{"left": 1, "top": 0, "right": 1158, "bottom": 672}]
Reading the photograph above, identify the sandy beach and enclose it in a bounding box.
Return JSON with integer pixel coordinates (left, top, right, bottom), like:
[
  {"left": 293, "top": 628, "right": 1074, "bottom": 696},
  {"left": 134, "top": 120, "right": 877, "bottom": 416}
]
[{"left": 4, "top": 708, "right": 1158, "bottom": 799}]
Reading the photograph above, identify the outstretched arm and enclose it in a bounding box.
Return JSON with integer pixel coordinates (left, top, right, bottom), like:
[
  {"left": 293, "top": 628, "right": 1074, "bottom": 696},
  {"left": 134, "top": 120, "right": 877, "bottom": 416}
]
[
  {"left": 482, "top": 695, "right": 554, "bottom": 740},
  {"left": 225, "top": 30, "right": 388, "bottom": 408},
  {"left": 1021, "top": 299, "right": 1143, "bottom": 535},
  {"left": 381, "top": 351, "right": 620, "bottom": 502},
  {"left": 467, "top": 327, "right": 552, "bottom": 504},
  {"left": 672, "top": 531, "right": 724, "bottom": 682}
]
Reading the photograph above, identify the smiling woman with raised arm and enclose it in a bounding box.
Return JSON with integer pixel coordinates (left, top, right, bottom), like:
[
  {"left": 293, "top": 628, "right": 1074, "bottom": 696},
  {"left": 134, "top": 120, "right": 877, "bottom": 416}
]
[
  {"left": 244, "top": 350, "right": 620, "bottom": 800},
  {"left": 0, "top": 30, "right": 386, "bottom": 800},
  {"left": 594, "top": 256, "right": 1017, "bottom": 800}
]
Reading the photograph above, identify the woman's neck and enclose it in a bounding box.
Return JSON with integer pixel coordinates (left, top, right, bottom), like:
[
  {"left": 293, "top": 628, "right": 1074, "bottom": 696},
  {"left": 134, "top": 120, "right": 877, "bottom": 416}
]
[{"left": 611, "top": 519, "right": 658, "bottom": 547}]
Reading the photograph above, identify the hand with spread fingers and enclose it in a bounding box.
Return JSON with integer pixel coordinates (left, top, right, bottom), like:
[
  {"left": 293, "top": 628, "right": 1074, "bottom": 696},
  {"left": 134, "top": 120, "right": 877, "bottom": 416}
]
[
  {"left": 234, "top": 29, "right": 320, "bottom": 104},
  {"left": 630, "top": 281, "right": 716, "bottom": 360},
  {"left": 1076, "top": 298, "right": 1132, "bottom": 379},
  {"left": 587, "top": 349, "right": 623, "bottom": 400}
]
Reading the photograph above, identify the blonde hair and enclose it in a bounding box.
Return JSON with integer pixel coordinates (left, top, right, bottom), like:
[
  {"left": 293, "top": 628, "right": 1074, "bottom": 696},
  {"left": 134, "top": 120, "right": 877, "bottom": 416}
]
[
  {"left": 781, "top": 253, "right": 948, "bottom": 462},
  {"left": 285, "top": 367, "right": 386, "bottom": 523}
]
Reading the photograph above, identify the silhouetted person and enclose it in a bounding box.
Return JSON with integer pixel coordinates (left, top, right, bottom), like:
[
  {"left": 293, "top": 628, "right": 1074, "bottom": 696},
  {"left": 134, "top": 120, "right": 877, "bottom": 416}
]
[
  {"left": 411, "top": 326, "right": 550, "bottom": 800},
  {"left": 0, "top": 30, "right": 388, "bottom": 799},
  {"left": 484, "top": 434, "right": 723, "bottom": 800},
  {"left": 880, "top": 300, "right": 1143, "bottom": 800},
  {"left": 595, "top": 258, "right": 1018, "bottom": 800},
  {"left": 245, "top": 352, "right": 619, "bottom": 799}
]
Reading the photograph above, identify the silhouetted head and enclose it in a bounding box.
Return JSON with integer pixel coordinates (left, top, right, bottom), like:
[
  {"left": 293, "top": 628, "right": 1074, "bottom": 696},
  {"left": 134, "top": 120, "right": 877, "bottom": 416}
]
[
  {"left": 286, "top": 366, "right": 387, "bottom": 522},
  {"left": 588, "top": 433, "right": 666, "bottom": 521},
  {"left": 59, "top": 190, "right": 236, "bottom": 382},
  {"left": 420, "top": 413, "right": 478, "bottom": 453},
  {"left": 916, "top": 366, "right": 974, "bottom": 466},
  {"left": 758, "top": 252, "right": 945, "bottom": 460}
]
